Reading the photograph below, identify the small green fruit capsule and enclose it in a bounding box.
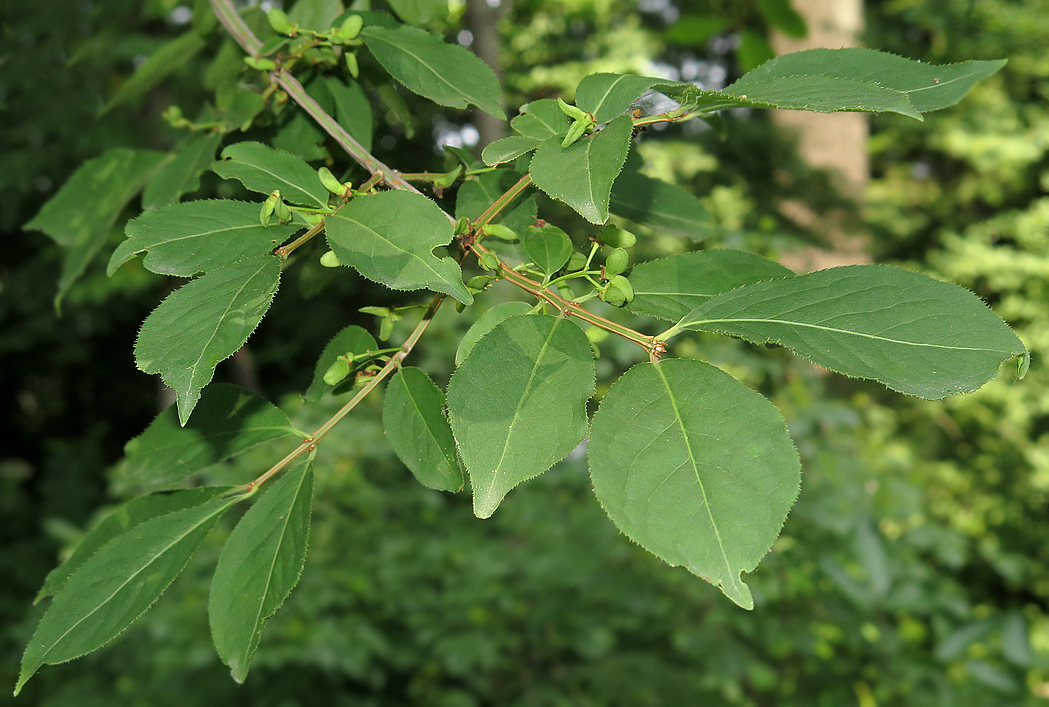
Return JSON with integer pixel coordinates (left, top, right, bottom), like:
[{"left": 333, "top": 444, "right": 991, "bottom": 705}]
[
  {"left": 267, "top": 8, "right": 294, "bottom": 34},
  {"left": 455, "top": 301, "right": 467, "bottom": 313},
  {"left": 433, "top": 165, "right": 462, "bottom": 189},
  {"left": 274, "top": 198, "right": 293, "bottom": 223},
  {"left": 585, "top": 326, "right": 610, "bottom": 343},
  {"left": 481, "top": 223, "right": 518, "bottom": 241},
  {"left": 561, "top": 118, "right": 588, "bottom": 149},
  {"left": 260, "top": 192, "right": 278, "bottom": 226},
  {"left": 479, "top": 251, "right": 501, "bottom": 271},
  {"left": 320, "top": 250, "right": 341, "bottom": 267},
  {"left": 318, "top": 167, "right": 344, "bottom": 195},
  {"left": 359, "top": 306, "right": 390, "bottom": 317},
  {"left": 566, "top": 252, "right": 588, "bottom": 272},
  {"left": 597, "top": 225, "right": 636, "bottom": 248},
  {"left": 604, "top": 247, "right": 629, "bottom": 277},
  {"left": 557, "top": 97, "right": 589, "bottom": 122},
  {"left": 600, "top": 284, "right": 627, "bottom": 307},
  {"left": 609, "top": 274, "right": 634, "bottom": 302},
  {"left": 454, "top": 216, "right": 472, "bottom": 236},
  {"left": 379, "top": 317, "right": 394, "bottom": 341},
  {"left": 345, "top": 52, "right": 359, "bottom": 78},
  {"left": 244, "top": 56, "right": 278, "bottom": 71},
  {"left": 340, "top": 14, "right": 364, "bottom": 40},
  {"left": 322, "top": 356, "right": 351, "bottom": 385}
]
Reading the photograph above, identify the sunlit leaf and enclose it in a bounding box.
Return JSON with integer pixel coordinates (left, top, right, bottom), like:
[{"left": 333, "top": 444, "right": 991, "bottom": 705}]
[{"left": 212, "top": 142, "right": 330, "bottom": 208}]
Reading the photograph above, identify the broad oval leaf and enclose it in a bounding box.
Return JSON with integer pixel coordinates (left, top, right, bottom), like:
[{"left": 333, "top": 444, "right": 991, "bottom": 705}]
[
  {"left": 510, "top": 98, "right": 570, "bottom": 140},
  {"left": 212, "top": 142, "right": 330, "bottom": 208},
  {"left": 454, "top": 301, "right": 534, "bottom": 365},
  {"left": 447, "top": 314, "right": 595, "bottom": 518},
  {"left": 209, "top": 460, "right": 313, "bottom": 683},
  {"left": 34, "top": 487, "right": 238, "bottom": 603},
  {"left": 675, "top": 265, "right": 1028, "bottom": 399},
  {"left": 522, "top": 224, "right": 573, "bottom": 275},
  {"left": 609, "top": 167, "right": 712, "bottom": 239},
  {"left": 360, "top": 25, "right": 504, "bottom": 119},
  {"left": 135, "top": 257, "right": 282, "bottom": 425},
  {"left": 142, "top": 132, "right": 224, "bottom": 210},
  {"left": 588, "top": 358, "right": 801, "bottom": 610},
  {"left": 481, "top": 136, "right": 542, "bottom": 166},
  {"left": 628, "top": 250, "right": 794, "bottom": 321},
  {"left": 305, "top": 325, "right": 378, "bottom": 401},
  {"left": 529, "top": 114, "right": 633, "bottom": 224},
  {"left": 122, "top": 384, "right": 301, "bottom": 488},
  {"left": 326, "top": 190, "right": 473, "bottom": 304},
  {"left": 383, "top": 367, "right": 464, "bottom": 492},
  {"left": 109, "top": 199, "right": 300, "bottom": 276},
  {"left": 17, "top": 492, "right": 242, "bottom": 695},
  {"left": 575, "top": 73, "right": 665, "bottom": 123}
]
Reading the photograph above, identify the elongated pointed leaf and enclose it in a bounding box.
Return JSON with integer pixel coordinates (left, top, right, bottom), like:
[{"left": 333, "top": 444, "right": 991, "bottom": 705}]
[
  {"left": 35, "top": 487, "right": 237, "bottom": 603},
  {"left": 628, "top": 250, "right": 794, "bottom": 322},
  {"left": 447, "top": 314, "right": 595, "bottom": 518},
  {"left": 135, "top": 257, "right": 282, "bottom": 425},
  {"left": 510, "top": 99, "right": 570, "bottom": 140},
  {"left": 122, "top": 384, "right": 300, "bottom": 487},
  {"left": 326, "top": 191, "right": 472, "bottom": 304},
  {"left": 609, "top": 167, "right": 711, "bottom": 238},
  {"left": 142, "top": 133, "right": 224, "bottom": 210},
  {"left": 212, "top": 142, "right": 330, "bottom": 208},
  {"left": 522, "top": 224, "right": 573, "bottom": 275},
  {"left": 529, "top": 114, "right": 633, "bottom": 224},
  {"left": 676, "top": 265, "right": 1028, "bottom": 399},
  {"left": 25, "top": 148, "right": 168, "bottom": 309},
  {"left": 361, "top": 25, "right": 504, "bottom": 119},
  {"left": 455, "top": 301, "right": 534, "bottom": 365},
  {"left": 101, "top": 30, "right": 207, "bottom": 114},
  {"left": 209, "top": 461, "right": 313, "bottom": 683},
  {"left": 575, "top": 73, "right": 665, "bottom": 123},
  {"left": 305, "top": 325, "right": 378, "bottom": 401},
  {"left": 481, "top": 136, "right": 542, "bottom": 166},
  {"left": 589, "top": 358, "right": 800, "bottom": 609},
  {"left": 17, "top": 492, "right": 242, "bottom": 694},
  {"left": 383, "top": 367, "right": 464, "bottom": 492},
  {"left": 326, "top": 77, "right": 374, "bottom": 152},
  {"left": 109, "top": 200, "right": 300, "bottom": 276}
]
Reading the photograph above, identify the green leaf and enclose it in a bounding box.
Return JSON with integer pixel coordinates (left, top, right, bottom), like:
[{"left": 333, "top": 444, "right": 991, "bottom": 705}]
[
  {"left": 588, "top": 358, "right": 801, "bottom": 610},
  {"left": 209, "top": 461, "right": 313, "bottom": 683},
  {"left": 135, "top": 257, "right": 282, "bottom": 425},
  {"left": 481, "top": 136, "right": 542, "bottom": 166},
  {"left": 326, "top": 191, "right": 473, "bottom": 304},
  {"left": 757, "top": 0, "right": 807, "bottom": 38},
  {"left": 454, "top": 301, "right": 534, "bottom": 366},
  {"left": 101, "top": 30, "right": 208, "bottom": 114},
  {"left": 575, "top": 73, "right": 665, "bottom": 123},
  {"left": 529, "top": 114, "right": 633, "bottom": 224},
  {"left": 361, "top": 25, "right": 505, "bottom": 119},
  {"left": 122, "top": 384, "right": 300, "bottom": 488},
  {"left": 522, "top": 224, "right": 573, "bottom": 275},
  {"left": 325, "top": 77, "right": 374, "bottom": 152},
  {"left": 34, "top": 487, "right": 237, "bottom": 603},
  {"left": 212, "top": 142, "right": 330, "bottom": 208},
  {"left": 142, "top": 133, "right": 224, "bottom": 210},
  {"left": 387, "top": 0, "right": 446, "bottom": 24},
  {"left": 383, "top": 367, "right": 464, "bottom": 492},
  {"left": 674, "top": 265, "right": 1028, "bottom": 399},
  {"left": 729, "top": 48, "right": 1007, "bottom": 114},
  {"left": 447, "top": 314, "right": 595, "bottom": 518},
  {"left": 305, "top": 325, "right": 378, "bottom": 400},
  {"left": 25, "top": 148, "right": 168, "bottom": 310},
  {"left": 454, "top": 169, "right": 526, "bottom": 221},
  {"left": 109, "top": 200, "right": 301, "bottom": 276},
  {"left": 628, "top": 250, "right": 794, "bottom": 322},
  {"left": 17, "top": 492, "right": 242, "bottom": 695},
  {"left": 215, "top": 83, "right": 267, "bottom": 132},
  {"left": 510, "top": 98, "right": 570, "bottom": 140},
  {"left": 287, "top": 0, "right": 344, "bottom": 30},
  {"left": 609, "top": 167, "right": 712, "bottom": 238}
]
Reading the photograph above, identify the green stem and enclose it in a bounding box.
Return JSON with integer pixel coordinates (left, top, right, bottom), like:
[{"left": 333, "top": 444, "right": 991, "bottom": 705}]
[
  {"left": 276, "top": 220, "right": 326, "bottom": 258},
  {"left": 475, "top": 174, "right": 533, "bottom": 229}
]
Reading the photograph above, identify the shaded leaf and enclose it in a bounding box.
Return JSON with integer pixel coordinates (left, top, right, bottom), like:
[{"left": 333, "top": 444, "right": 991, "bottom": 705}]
[
  {"left": 447, "top": 314, "right": 595, "bottom": 518},
  {"left": 35, "top": 487, "right": 237, "bottom": 603},
  {"left": 210, "top": 461, "right": 313, "bottom": 683},
  {"left": 383, "top": 367, "right": 464, "bottom": 491},
  {"left": 481, "top": 136, "right": 542, "bottom": 166},
  {"left": 361, "top": 25, "right": 504, "bottom": 119},
  {"left": 455, "top": 301, "right": 534, "bottom": 365},
  {"left": 142, "top": 133, "right": 224, "bottom": 210},
  {"left": 326, "top": 77, "right": 373, "bottom": 152},
  {"left": 609, "top": 167, "right": 712, "bottom": 238},
  {"left": 101, "top": 30, "right": 207, "bottom": 114},
  {"left": 510, "top": 98, "right": 570, "bottom": 140},
  {"left": 757, "top": 0, "right": 807, "bottom": 38},
  {"left": 522, "top": 224, "right": 573, "bottom": 275},
  {"left": 588, "top": 358, "right": 801, "bottom": 609},
  {"left": 529, "top": 114, "right": 633, "bottom": 224},
  {"left": 305, "top": 325, "right": 378, "bottom": 400},
  {"left": 109, "top": 199, "right": 300, "bottom": 276},
  {"left": 674, "top": 265, "right": 1028, "bottom": 399},
  {"left": 628, "top": 250, "right": 794, "bottom": 321},
  {"left": 575, "top": 73, "right": 665, "bottom": 123},
  {"left": 287, "top": 0, "right": 344, "bottom": 30},
  {"left": 122, "top": 384, "right": 300, "bottom": 487},
  {"left": 326, "top": 190, "right": 472, "bottom": 304},
  {"left": 135, "top": 257, "right": 282, "bottom": 425},
  {"left": 25, "top": 148, "right": 168, "bottom": 310},
  {"left": 17, "top": 492, "right": 243, "bottom": 695},
  {"left": 212, "top": 142, "right": 330, "bottom": 208},
  {"left": 387, "top": 0, "right": 446, "bottom": 24},
  {"left": 455, "top": 169, "right": 527, "bottom": 221}
]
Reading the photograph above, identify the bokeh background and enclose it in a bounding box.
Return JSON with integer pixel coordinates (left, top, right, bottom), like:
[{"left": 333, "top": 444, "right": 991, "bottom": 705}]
[{"left": 3, "top": 0, "right": 1048, "bottom": 704}]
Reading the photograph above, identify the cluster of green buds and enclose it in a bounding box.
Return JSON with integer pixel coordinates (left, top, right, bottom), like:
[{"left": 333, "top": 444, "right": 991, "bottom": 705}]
[
  {"left": 596, "top": 225, "right": 636, "bottom": 306},
  {"left": 266, "top": 9, "right": 364, "bottom": 77},
  {"left": 360, "top": 306, "right": 403, "bottom": 341},
  {"left": 260, "top": 190, "right": 293, "bottom": 226},
  {"left": 318, "top": 167, "right": 353, "bottom": 200},
  {"left": 557, "top": 98, "right": 597, "bottom": 149}
]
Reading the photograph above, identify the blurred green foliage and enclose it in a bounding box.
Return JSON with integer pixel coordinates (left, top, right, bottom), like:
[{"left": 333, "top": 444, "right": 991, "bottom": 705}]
[{"left": 4, "top": 0, "right": 1047, "bottom": 704}]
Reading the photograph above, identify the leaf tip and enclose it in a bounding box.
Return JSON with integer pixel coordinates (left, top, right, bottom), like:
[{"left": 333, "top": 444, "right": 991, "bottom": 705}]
[
  {"left": 721, "top": 575, "right": 754, "bottom": 610},
  {"left": 1018, "top": 351, "right": 1031, "bottom": 380}
]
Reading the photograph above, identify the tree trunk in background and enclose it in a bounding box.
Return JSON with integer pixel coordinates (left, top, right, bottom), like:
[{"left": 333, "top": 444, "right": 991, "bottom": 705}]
[
  {"left": 771, "top": 0, "right": 870, "bottom": 270},
  {"left": 466, "top": 0, "right": 508, "bottom": 148}
]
